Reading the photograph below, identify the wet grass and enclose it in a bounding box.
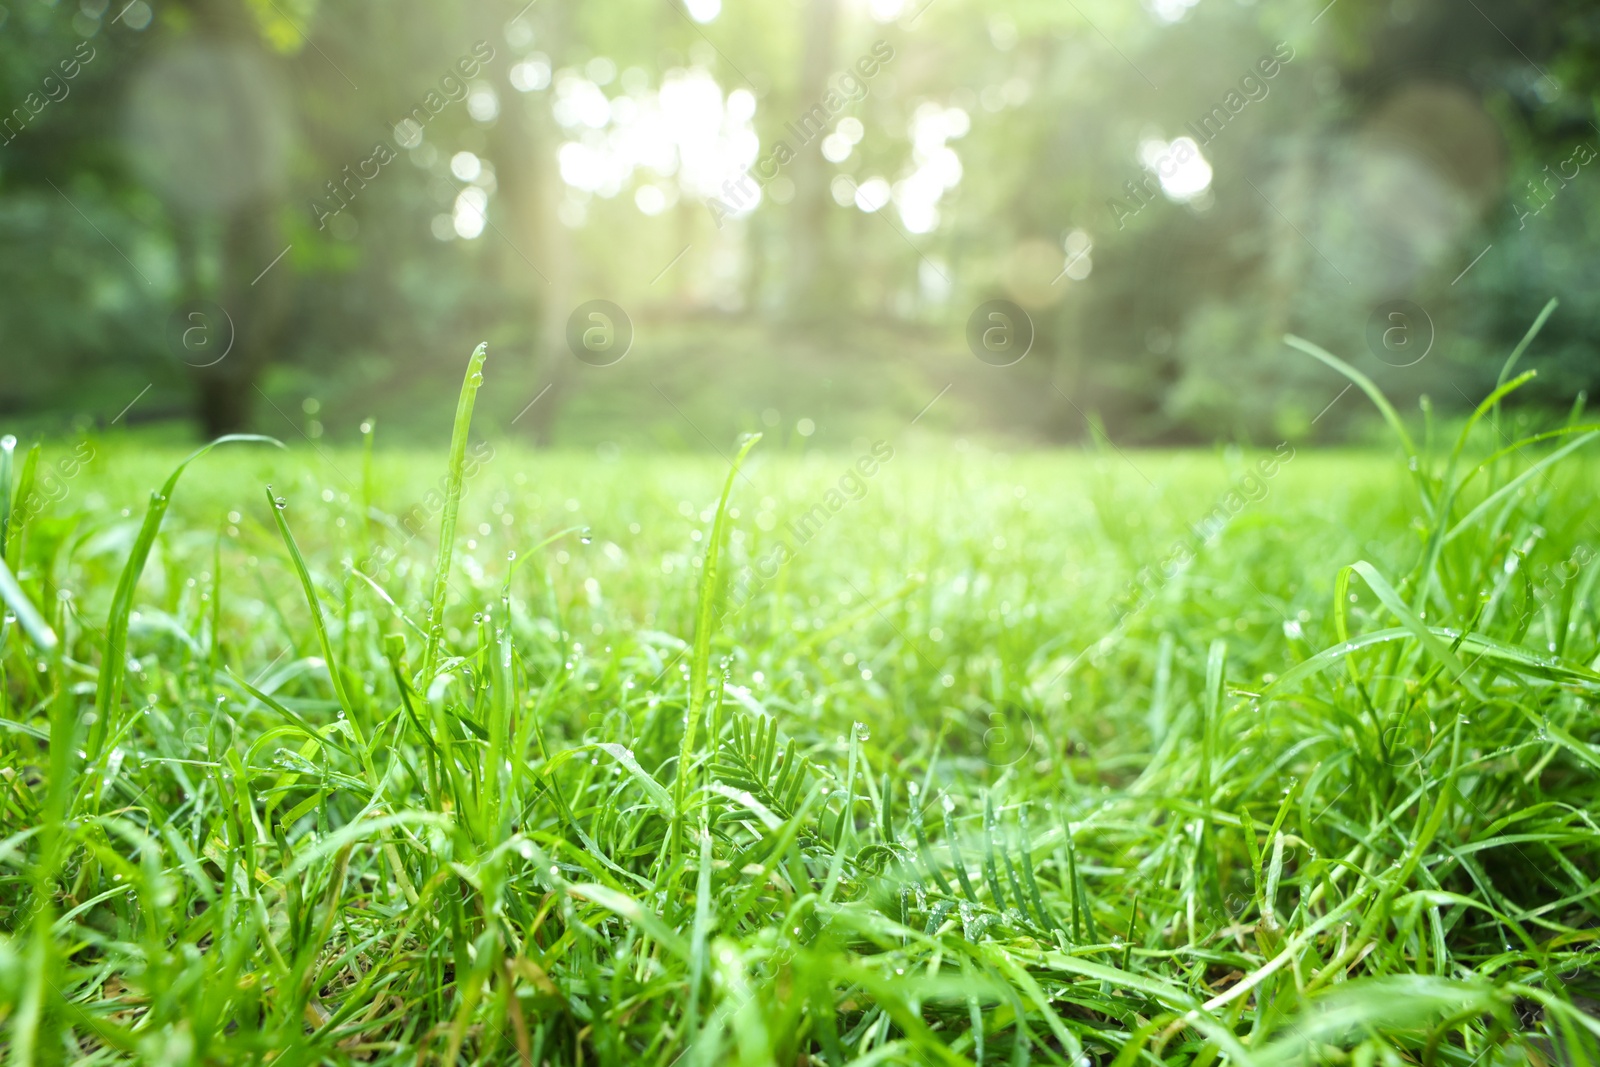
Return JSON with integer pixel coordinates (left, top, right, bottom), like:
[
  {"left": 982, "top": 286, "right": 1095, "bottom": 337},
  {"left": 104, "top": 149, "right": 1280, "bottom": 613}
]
[{"left": 2, "top": 326, "right": 1600, "bottom": 1065}]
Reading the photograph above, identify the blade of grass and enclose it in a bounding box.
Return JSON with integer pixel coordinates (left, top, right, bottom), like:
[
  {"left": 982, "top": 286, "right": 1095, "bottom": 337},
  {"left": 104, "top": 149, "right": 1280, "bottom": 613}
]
[
  {"left": 0, "top": 433, "right": 14, "bottom": 550},
  {"left": 420, "top": 342, "right": 488, "bottom": 685},
  {"left": 1492, "top": 297, "right": 1559, "bottom": 438},
  {"left": 671, "top": 432, "right": 761, "bottom": 857},
  {"left": 0, "top": 555, "right": 57, "bottom": 654},
  {"left": 89, "top": 434, "right": 282, "bottom": 765},
  {"left": 265, "top": 484, "right": 419, "bottom": 904},
  {"left": 1445, "top": 431, "right": 1600, "bottom": 543},
  {"left": 1285, "top": 334, "right": 1417, "bottom": 457}
]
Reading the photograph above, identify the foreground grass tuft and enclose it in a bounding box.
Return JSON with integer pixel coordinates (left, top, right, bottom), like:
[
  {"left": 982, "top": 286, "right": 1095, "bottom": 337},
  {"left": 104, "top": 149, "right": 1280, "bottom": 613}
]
[{"left": 2, "top": 326, "right": 1600, "bottom": 1065}]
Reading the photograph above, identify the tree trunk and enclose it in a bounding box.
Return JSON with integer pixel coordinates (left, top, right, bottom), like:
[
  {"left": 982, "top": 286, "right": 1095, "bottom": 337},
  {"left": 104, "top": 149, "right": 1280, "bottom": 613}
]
[
  {"left": 493, "top": 0, "right": 574, "bottom": 446},
  {"left": 178, "top": 0, "right": 292, "bottom": 437},
  {"left": 784, "top": 0, "right": 841, "bottom": 319},
  {"left": 185, "top": 192, "right": 286, "bottom": 436},
  {"left": 196, "top": 371, "right": 254, "bottom": 437}
]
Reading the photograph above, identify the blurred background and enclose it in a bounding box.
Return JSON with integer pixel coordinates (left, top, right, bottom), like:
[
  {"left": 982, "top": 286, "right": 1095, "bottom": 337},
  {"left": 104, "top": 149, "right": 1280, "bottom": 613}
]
[{"left": 0, "top": 0, "right": 1595, "bottom": 449}]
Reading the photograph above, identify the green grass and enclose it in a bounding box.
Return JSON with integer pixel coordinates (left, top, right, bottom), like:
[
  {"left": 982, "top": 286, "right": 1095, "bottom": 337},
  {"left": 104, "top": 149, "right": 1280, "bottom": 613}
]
[{"left": 2, "top": 338, "right": 1600, "bottom": 1066}]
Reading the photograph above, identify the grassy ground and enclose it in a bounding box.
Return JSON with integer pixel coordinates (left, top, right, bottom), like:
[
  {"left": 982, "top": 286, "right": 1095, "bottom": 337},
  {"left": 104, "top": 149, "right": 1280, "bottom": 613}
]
[{"left": 3, "top": 345, "right": 1600, "bottom": 1065}]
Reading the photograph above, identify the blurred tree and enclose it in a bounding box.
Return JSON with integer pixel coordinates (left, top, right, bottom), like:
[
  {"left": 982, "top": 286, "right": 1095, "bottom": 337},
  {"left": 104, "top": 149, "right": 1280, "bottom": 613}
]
[{"left": 2, "top": 0, "right": 1598, "bottom": 445}]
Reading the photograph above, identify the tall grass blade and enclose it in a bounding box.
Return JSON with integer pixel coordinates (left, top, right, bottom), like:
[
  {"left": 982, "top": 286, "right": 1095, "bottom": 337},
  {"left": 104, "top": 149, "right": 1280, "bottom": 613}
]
[
  {"left": 0, "top": 433, "right": 15, "bottom": 553},
  {"left": 1284, "top": 334, "right": 1421, "bottom": 480},
  {"left": 1445, "top": 431, "right": 1600, "bottom": 543},
  {"left": 420, "top": 342, "right": 488, "bottom": 684},
  {"left": 0, "top": 555, "right": 56, "bottom": 653},
  {"left": 1340, "top": 560, "right": 1481, "bottom": 700},
  {"left": 88, "top": 434, "right": 281, "bottom": 764},
  {"left": 672, "top": 432, "right": 761, "bottom": 852},
  {"left": 264, "top": 486, "right": 360, "bottom": 730},
  {"left": 3, "top": 441, "right": 40, "bottom": 570},
  {"left": 1496, "top": 298, "right": 1558, "bottom": 390}
]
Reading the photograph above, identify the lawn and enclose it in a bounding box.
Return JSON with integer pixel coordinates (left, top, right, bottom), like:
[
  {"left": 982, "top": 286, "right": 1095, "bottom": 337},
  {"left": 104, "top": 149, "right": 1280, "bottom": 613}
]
[{"left": 2, "top": 348, "right": 1599, "bottom": 1065}]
